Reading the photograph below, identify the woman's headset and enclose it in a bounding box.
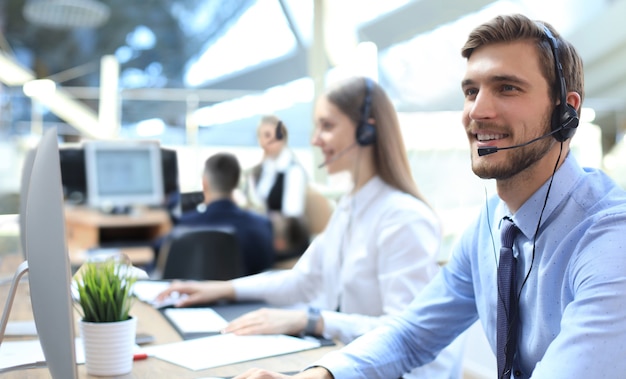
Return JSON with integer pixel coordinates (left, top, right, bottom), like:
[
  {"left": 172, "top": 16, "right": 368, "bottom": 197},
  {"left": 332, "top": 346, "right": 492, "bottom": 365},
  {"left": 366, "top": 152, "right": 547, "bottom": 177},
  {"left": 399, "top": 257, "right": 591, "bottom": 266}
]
[{"left": 355, "top": 78, "right": 376, "bottom": 146}]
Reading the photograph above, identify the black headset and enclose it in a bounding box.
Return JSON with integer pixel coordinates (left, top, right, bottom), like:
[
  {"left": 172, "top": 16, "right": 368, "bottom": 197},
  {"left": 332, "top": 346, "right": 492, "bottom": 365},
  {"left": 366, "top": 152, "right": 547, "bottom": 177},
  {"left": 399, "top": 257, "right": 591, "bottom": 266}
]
[
  {"left": 356, "top": 77, "right": 376, "bottom": 146},
  {"left": 275, "top": 120, "right": 285, "bottom": 140},
  {"left": 541, "top": 24, "right": 579, "bottom": 142}
]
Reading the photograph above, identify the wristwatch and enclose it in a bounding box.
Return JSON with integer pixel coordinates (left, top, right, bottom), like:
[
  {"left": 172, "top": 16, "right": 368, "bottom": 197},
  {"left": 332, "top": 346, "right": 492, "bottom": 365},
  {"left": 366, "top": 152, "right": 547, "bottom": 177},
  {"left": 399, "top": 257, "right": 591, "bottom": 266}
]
[{"left": 305, "top": 307, "right": 321, "bottom": 335}]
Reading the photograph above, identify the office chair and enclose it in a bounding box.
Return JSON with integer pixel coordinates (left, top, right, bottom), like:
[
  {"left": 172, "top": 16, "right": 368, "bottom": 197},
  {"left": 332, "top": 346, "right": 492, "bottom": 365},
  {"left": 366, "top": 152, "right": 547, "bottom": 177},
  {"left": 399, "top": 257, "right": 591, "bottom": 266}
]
[
  {"left": 156, "top": 226, "right": 242, "bottom": 281},
  {"left": 304, "top": 185, "right": 334, "bottom": 236}
]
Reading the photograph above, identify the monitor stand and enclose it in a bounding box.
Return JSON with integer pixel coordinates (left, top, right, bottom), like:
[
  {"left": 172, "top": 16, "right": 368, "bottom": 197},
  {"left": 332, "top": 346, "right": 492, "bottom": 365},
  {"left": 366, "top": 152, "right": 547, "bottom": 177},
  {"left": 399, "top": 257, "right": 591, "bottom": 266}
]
[
  {"left": 0, "top": 260, "right": 29, "bottom": 345},
  {"left": 98, "top": 205, "right": 133, "bottom": 215}
]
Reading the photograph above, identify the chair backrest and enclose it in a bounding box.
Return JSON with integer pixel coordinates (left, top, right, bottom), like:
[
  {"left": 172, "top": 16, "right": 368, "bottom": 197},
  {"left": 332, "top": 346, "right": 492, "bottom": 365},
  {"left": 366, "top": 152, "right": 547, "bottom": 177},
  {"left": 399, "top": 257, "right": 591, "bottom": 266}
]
[{"left": 158, "top": 226, "right": 242, "bottom": 280}]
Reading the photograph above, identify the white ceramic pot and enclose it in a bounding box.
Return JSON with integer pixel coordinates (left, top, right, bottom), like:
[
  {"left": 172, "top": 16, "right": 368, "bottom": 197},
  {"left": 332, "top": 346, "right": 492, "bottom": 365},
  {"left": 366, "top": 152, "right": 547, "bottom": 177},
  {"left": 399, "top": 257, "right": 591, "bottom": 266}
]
[{"left": 79, "top": 316, "right": 137, "bottom": 376}]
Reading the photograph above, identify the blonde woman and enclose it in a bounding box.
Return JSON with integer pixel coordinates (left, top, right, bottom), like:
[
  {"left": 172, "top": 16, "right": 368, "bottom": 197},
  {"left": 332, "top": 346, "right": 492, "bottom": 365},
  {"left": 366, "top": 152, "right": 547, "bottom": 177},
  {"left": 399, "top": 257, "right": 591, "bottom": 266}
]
[{"left": 244, "top": 115, "right": 310, "bottom": 258}]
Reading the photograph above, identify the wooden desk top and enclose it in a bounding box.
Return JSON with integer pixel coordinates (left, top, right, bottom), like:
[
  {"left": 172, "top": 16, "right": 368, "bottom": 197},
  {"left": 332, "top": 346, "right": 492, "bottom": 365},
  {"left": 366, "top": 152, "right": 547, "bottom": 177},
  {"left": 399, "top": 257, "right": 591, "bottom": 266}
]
[
  {"left": 64, "top": 206, "right": 171, "bottom": 228},
  {"left": 0, "top": 254, "right": 340, "bottom": 378},
  {"left": 69, "top": 247, "right": 155, "bottom": 268},
  {"left": 64, "top": 206, "right": 171, "bottom": 267}
]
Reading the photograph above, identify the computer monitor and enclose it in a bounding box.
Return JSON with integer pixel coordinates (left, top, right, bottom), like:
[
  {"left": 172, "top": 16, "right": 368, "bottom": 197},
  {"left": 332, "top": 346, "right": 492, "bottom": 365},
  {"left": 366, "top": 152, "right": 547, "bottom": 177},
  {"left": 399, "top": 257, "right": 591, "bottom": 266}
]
[
  {"left": 85, "top": 140, "right": 164, "bottom": 210},
  {"left": 58, "top": 145, "right": 176, "bottom": 208},
  {"left": 59, "top": 146, "right": 87, "bottom": 205},
  {"left": 160, "top": 147, "right": 179, "bottom": 199},
  {"left": 160, "top": 147, "right": 181, "bottom": 220},
  {"left": 24, "top": 128, "right": 78, "bottom": 377},
  {"left": 18, "top": 147, "right": 36, "bottom": 258}
]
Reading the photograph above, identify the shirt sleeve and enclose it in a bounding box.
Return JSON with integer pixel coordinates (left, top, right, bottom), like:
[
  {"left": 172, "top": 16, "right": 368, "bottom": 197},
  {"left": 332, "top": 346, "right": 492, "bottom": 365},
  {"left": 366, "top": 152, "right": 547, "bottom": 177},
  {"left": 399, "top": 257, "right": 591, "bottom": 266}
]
[{"left": 312, "top": 265, "right": 477, "bottom": 379}]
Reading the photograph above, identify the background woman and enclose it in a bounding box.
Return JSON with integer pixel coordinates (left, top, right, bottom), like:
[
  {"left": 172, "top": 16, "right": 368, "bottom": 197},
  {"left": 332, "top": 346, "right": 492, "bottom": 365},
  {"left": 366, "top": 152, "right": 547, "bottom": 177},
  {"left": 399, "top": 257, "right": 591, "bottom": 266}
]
[{"left": 243, "top": 115, "right": 311, "bottom": 260}]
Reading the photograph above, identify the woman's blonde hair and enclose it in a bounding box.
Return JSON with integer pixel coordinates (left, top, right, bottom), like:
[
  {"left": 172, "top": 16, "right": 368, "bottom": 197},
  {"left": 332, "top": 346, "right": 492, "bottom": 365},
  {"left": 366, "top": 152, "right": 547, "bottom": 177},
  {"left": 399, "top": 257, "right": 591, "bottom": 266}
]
[
  {"left": 258, "top": 114, "right": 288, "bottom": 141},
  {"left": 324, "top": 76, "right": 429, "bottom": 205}
]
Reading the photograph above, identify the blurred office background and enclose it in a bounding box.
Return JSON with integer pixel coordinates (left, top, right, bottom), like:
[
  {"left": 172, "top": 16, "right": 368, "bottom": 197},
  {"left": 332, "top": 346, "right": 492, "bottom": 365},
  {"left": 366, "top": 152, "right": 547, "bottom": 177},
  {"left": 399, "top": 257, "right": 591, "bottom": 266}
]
[{"left": 1, "top": 1, "right": 626, "bottom": 377}]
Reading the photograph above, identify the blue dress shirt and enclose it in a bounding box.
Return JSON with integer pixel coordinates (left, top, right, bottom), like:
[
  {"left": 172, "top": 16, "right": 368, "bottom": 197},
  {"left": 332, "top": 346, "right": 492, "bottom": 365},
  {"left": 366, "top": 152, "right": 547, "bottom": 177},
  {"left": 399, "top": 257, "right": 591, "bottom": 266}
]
[{"left": 314, "top": 153, "right": 626, "bottom": 378}]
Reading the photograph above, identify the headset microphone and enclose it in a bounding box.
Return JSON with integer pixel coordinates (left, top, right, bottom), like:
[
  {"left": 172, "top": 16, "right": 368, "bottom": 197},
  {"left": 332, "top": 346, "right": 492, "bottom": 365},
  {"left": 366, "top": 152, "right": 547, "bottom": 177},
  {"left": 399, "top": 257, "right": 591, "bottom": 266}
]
[
  {"left": 317, "top": 142, "right": 358, "bottom": 168},
  {"left": 477, "top": 128, "right": 561, "bottom": 156}
]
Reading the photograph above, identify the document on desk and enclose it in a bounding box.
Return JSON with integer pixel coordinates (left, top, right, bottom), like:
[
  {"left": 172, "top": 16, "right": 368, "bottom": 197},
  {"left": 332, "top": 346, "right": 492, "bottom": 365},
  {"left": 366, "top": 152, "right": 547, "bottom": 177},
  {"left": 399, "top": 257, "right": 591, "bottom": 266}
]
[
  {"left": 0, "top": 338, "right": 85, "bottom": 372},
  {"left": 133, "top": 280, "right": 171, "bottom": 304},
  {"left": 4, "top": 320, "right": 38, "bottom": 336},
  {"left": 142, "top": 333, "right": 321, "bottom": 371},
  {"left": 163, "top": 307, "right": 229, "bottom": 334}
]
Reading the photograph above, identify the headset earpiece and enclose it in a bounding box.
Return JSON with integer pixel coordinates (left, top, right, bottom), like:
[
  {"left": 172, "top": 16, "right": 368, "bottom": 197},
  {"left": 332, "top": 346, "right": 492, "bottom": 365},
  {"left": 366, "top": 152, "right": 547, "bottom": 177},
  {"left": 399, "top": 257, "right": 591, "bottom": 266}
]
[
  {"left": 356, "top": 78, "right": 376, "bottom": 146},
  {"left": 542, "top": 24, "right": 579, "bottom": 142},
  {"left": 552, "top": 103, "right": 579, "bottom": 142},
  {"left": 275, "top": 120, "right": 285, "bottom": 140}
]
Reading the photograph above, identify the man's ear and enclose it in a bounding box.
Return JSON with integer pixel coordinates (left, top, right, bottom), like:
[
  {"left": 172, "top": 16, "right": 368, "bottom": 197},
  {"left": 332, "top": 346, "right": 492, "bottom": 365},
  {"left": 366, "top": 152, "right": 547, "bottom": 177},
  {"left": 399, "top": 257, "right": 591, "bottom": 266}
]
[
  {"left": 202, "top": 175, "right": 210, "bottom": 194},
  {"left": 566, "top": 91, "right": 582, "bottom": 114}
]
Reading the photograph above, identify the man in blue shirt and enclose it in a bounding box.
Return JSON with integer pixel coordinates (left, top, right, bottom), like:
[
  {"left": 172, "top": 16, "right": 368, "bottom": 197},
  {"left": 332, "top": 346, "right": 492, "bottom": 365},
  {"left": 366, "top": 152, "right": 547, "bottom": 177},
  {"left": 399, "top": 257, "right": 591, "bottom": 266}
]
[
  {"left": 232, "top": 14, "right": 626, "bottom": 379},
  {"left": 156, "top": 153, "right": 275, "bottom": 276}
]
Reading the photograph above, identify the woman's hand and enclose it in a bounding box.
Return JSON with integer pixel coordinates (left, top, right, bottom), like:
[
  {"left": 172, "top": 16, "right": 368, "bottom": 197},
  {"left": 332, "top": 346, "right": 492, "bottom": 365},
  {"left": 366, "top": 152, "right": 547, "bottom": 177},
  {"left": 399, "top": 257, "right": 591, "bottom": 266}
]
[
  {"left": 154, "top": 280, "right": 235, "bottom": 307},
  {"left": 224, "top": 308, "right": 308, "bottom": 336}
]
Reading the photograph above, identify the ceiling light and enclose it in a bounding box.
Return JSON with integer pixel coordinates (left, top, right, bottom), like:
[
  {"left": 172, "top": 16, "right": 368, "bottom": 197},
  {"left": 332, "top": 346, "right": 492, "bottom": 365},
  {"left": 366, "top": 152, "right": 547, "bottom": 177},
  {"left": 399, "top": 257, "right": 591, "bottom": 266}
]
[
  {"left": 23, "top": 0, "right": 110, "bottom": 29},
  {"left": 0, "top": 52, "right": 35, "bottom": 86}
]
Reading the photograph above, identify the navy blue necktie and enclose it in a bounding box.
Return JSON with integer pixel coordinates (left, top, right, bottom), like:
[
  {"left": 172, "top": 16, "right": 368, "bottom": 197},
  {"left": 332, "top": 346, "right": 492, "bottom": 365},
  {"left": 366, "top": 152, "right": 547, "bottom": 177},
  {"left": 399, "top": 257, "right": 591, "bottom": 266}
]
[{"left": 497, "top": 217, "right": 519, "bottom": 379}]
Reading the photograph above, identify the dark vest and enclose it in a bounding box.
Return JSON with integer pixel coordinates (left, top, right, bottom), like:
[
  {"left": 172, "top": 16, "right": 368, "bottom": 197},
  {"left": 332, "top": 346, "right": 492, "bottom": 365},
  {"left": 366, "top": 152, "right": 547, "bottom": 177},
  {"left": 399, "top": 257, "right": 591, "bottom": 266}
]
[
  {"left": 251, "top": 161, "right": 290, "bottom": 213},
  {"left": 266, "top": 172, "right": 285, "bottom": 212},
  {"left": 251, "top": 161, "right": 310, "bottom": 259}
]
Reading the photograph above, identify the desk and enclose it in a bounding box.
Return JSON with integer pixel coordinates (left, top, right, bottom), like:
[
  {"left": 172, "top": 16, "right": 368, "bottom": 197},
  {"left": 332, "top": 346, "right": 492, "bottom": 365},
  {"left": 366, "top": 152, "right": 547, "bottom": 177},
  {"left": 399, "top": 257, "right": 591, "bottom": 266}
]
[
  {"left": 0, "top": 253, "right": 340, "bottom": 378},
  {"left": 64, "top": 206, "right": 171, "bottom": 267}
]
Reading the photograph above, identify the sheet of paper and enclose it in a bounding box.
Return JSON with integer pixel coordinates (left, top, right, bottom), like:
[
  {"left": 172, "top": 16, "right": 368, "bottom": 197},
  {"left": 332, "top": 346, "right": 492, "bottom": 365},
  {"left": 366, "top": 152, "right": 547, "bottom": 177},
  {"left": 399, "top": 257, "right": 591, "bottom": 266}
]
[
  {"left": 4, "top": 320, "right": 38, "bottom": 336},
  {"left": 0, "top": 339, "right": 46, "bottom": 371},
  {"left": 132, "top": 280, "right": 171, "bottom": 304},
  {"left": 142, "top": 333, "right": 320, "bottom": 371},
  {"left": 164, "top": 307, "right": 229, "bottom": 334},
  {"left": 0, "top": 338, "right": 85, "bottom": 371}
]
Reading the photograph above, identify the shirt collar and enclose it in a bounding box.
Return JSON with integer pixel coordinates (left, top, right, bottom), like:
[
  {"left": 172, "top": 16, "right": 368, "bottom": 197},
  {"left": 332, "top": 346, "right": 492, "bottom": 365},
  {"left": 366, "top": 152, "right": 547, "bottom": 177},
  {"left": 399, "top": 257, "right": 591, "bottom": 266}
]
[
  {"left": 501, "top": 153, "right": 583, "bottom": 239},
  {"left": 262, "top": 147, "right": 293, "bottom": 171},
  {"left": 337, "top": 176, "right": 386, "bottom": 215},
  {"left": 204, "top": 198, "right": 237, "bottom": 212}
]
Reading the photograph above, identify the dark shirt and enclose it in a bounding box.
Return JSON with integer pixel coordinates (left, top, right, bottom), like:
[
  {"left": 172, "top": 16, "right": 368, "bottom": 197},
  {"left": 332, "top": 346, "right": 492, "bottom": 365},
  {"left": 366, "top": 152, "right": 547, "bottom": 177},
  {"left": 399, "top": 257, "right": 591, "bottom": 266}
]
[{"left": 157, "top": 199, "right": 275, "bottom": 276}]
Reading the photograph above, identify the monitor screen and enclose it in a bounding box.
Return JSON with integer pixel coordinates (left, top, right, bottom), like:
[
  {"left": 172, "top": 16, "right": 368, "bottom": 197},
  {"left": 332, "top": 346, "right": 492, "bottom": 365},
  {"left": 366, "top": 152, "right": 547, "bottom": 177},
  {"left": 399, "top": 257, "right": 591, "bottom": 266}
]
[
  {"left": 85, "top": 140, "right": 164, "bottom": 209},
  {"left": 59, "top": 146, "right": 87, "bottom": 205}
]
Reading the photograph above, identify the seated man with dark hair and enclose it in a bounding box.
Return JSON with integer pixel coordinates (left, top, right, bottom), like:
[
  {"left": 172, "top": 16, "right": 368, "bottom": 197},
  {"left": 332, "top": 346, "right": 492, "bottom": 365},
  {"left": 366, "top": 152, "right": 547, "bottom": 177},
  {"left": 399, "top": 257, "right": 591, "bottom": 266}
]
[{"left": 154, "top": 152, "right": 275, "bottom": 277}]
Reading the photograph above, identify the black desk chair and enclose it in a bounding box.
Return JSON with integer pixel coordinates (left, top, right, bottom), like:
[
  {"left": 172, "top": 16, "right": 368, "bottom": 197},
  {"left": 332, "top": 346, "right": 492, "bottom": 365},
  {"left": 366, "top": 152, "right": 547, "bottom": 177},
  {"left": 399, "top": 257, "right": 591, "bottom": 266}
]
[{"left": 156, "top": 226, "right": 242, "bottom": 281}]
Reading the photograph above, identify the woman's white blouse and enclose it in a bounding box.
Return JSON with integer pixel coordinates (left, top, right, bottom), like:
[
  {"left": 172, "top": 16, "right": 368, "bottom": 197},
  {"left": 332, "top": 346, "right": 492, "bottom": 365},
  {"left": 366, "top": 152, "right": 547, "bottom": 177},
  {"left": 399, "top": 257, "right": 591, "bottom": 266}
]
[{"left": 233, "top": 176, "right": 441, "bottom": 343}]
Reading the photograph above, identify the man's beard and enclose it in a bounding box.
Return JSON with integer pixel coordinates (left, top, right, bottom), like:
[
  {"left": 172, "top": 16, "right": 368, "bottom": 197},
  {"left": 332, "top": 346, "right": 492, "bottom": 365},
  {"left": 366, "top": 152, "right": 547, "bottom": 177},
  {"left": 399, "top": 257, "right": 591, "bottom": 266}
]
[{"left": 472, "top": 118, "right": 554, "bottom": 180}]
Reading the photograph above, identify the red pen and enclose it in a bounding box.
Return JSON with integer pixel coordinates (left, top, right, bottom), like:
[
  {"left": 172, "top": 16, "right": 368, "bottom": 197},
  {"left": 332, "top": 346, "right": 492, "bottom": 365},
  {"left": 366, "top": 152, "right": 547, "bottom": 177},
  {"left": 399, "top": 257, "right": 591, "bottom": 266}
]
[{"left": 133, "top": 353, "right": 149, "bottom": 361}]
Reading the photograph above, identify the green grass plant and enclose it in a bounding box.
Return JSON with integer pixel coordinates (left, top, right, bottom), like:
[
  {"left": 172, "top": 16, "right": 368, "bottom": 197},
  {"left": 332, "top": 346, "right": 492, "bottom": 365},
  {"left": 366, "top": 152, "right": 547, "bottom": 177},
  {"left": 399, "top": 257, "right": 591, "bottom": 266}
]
[{"left": 73, "top": 254, "right": 137, "bottom": 323}]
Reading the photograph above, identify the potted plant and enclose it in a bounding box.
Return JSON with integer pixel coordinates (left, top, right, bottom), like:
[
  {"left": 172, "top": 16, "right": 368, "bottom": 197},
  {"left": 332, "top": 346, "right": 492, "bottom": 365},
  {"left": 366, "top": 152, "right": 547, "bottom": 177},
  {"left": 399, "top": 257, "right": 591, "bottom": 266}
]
[{"left": 73, "top": 253, "right": 139, "bottom": 376}]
